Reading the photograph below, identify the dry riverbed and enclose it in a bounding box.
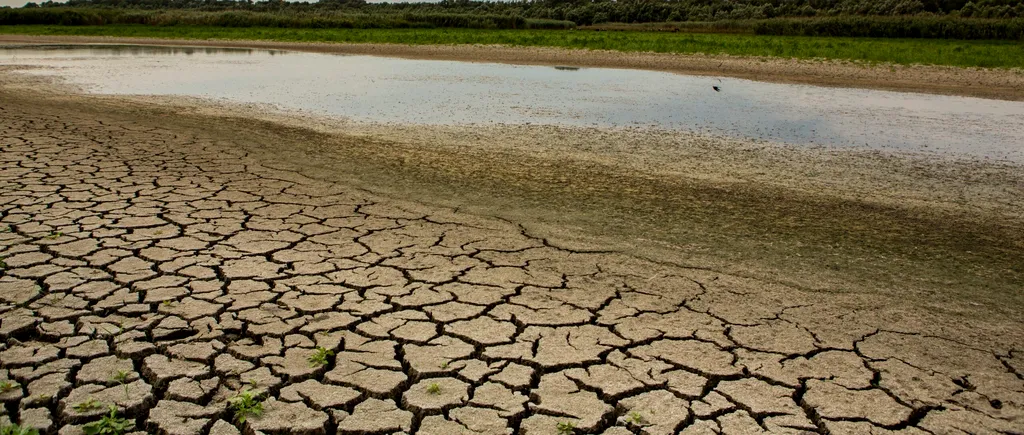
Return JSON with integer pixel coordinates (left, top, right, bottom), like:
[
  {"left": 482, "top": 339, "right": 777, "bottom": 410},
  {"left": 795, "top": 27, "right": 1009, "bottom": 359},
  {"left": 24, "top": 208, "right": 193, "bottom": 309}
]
[{"left": 0, "top": 45, "right": 1023, "bottom": 434}]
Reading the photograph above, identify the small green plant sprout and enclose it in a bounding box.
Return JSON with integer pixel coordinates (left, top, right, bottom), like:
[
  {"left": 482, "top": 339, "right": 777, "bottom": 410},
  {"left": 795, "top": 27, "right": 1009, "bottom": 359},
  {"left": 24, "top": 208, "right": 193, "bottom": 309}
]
[
  {"left": 627, "top": 411, "right": 645, "bottom": 425},
  {"left": 439, "top": 361, "right": 449, "bottom": 369},
  {"left": 556, "top": 421, "right": 576, "bottom": 435},
  {"left": 161, "top": 300, "right": 174, "bottom": 306},
  {"left": 46, "top": 232, "right": 63, "bottom": 240},
  {"left": 73, "top": 398, "right": 104, "bottom": 413},
  {"left": 0, "top": 380, "right": 17, "bottom": 393},
  {"left": 111, "top": 370, "right": 131, "bottom": 399},
  {"left": 248, "top": 378, "right": 259, "bottom": 390},
  {"left": 229, "top": 390, "right": 264, "bottom": 424},
  {"left": 0, "top": 256, "right": 6, "bottom": 270},
  {"left": 0, "top": 423, "right": 41, "bottom": 435},
  {"left": 307, "top": 346, "right": 334, "bottom": 367},
  {"left": 82, "top": 405, "right": 131, "bottom": 435},
  {"left": 426, "top": 383, "right": 441, "bottom": 395},
  {"left": 111, "top": 370, "right": 130, "bottom": 384}
]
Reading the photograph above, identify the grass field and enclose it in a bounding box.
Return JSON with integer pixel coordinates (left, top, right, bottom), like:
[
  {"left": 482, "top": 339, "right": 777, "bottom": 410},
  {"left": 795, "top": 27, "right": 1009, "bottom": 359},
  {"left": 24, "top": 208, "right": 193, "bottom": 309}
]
[{"left": 2, "top": 24, "right": 1022, "bottom": 68}]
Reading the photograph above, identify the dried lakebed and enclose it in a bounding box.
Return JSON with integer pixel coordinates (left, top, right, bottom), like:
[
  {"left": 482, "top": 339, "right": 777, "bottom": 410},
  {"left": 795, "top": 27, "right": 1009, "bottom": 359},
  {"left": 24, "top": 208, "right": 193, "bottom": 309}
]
[{"left": 0, "top": 45, "right": 1022, "bottom": 435}]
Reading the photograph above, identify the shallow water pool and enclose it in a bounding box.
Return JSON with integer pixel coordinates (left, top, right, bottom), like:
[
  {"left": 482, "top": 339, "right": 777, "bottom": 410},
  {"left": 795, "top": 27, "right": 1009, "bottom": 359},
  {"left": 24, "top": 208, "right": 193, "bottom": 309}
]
[{"left": 3, "top": 44, "right": 1023, "bottom": 162}]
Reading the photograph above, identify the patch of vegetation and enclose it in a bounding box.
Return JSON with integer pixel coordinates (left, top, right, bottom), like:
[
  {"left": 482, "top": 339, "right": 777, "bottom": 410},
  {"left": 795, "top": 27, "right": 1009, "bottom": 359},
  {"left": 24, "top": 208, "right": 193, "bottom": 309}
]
[
  {"left": 556, "top": 421, "right": 576, "bottom": 435},
  {"left": 73, "top": 397, "right": 105, "bottom": 413},
  {"left": 1, "top": 25, "right": 1020, "bottom": 69},
  {"left": 229, "top": 390, "right": 263, "bottom": 424},
  {"left": 307, "top": 346, "right": 334, "bottom": 367},
  {"left": 45, "top": 231, "right": 63, "bottom": 240},
  {"left": 0, "top": 424, "right": 40, "bottom": 435},
  {"left": 0, "top": 256, "right": 6, "bottom": 270},
  {"left": 627, "top": 411, "right": 645, "bottom": 425},
  {"left": 0, "top": 380, "right": 17, "bottom": 393},
  {"left": 426, "top": 382, "right": 441, "bottom": 394},
  {"left": 82, "top": 405, "right": 131, "bottom": 435}
]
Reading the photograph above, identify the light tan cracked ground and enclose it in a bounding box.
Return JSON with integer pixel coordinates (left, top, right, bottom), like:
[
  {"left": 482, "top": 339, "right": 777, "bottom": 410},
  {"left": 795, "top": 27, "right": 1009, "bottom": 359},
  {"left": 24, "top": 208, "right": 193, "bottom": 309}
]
[{"left": 1, "top": 68, "right": 1023, "bottom": 434}]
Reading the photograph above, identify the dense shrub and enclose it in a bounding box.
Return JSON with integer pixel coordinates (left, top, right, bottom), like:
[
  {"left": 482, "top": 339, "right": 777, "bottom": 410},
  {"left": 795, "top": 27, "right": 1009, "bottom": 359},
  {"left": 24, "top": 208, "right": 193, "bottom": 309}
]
[{"left": 524, "top": 18, "right": 576, "bottom": 30}]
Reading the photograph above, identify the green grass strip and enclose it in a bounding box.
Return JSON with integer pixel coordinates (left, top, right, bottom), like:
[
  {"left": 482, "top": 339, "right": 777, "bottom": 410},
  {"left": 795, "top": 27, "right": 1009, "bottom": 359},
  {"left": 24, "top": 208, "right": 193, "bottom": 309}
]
[{"left": 2, "top": 25, "right": 1022, "bottom": 68}]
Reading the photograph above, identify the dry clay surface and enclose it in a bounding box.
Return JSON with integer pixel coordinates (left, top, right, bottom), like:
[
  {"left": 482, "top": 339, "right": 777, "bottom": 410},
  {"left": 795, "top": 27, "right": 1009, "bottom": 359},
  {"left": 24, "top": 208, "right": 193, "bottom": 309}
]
[{"left": 1, "top": 105, "right": 1023, "bottom": 435}]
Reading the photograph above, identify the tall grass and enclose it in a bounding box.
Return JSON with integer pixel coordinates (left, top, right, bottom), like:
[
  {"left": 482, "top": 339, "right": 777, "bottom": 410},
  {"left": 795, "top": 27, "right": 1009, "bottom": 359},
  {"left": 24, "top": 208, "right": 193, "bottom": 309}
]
[
  {"left": 753, "top": 16, "right": 1024, "bottom": 39},
  {"left": 3, "top": 25, "right": 1021, "bottom": 68},
  {"left": 580, "top": 16, "right": 1024, "bottom": 39}
]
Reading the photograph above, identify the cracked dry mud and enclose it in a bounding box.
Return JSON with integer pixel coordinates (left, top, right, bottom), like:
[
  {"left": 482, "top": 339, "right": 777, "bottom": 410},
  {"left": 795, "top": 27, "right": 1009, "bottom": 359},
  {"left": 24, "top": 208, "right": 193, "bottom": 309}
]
[{"left": 1, "top": 104, "right": 1023, "bottom": 435}]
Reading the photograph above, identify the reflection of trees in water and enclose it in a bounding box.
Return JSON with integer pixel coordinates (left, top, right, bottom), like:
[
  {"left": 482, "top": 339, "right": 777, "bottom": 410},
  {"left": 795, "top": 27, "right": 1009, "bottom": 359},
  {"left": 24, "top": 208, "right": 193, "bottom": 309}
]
[{"left": 23, "top": 44, "right": 288, "bottom": 57}]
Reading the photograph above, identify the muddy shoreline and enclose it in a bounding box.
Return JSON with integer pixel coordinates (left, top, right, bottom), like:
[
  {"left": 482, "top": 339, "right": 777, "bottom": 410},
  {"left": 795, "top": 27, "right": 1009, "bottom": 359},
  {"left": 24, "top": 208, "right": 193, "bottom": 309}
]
[{"left": 2, "top": 34, "right": 1024, "bottom": 101}]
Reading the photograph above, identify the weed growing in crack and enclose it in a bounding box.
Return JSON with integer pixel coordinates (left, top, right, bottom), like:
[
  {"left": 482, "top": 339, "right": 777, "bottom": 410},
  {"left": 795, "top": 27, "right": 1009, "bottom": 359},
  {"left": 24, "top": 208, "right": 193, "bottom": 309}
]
[
  {"left": 0, "top": 424, "right": 40, "bottom": 435},
  {"left": 0, "top": 380, "right": 17, "bottom": 393},
  {"left": 45, "top": 232, "right": 63, "bottom": 240},
  {"left": 229, "top": 390, "right": 264, "bottom": 424},
  {"left": 439, "top": 361, "right": 449, "bottom": 369},
  {"left": 248, "top": 378, "right": 260, "bottom": 390},
  {"left": 82, "top": 405, "right": 131, "bottom": 435},
  {"left": 111, "top": 370, "right": 131, "bottom": 399},
  {"left": 627, "top": 411, "right": 645, "bottom": 425},
  {"left": 307, "top": 346, "right": 334, "bottom": 367},
  {"left": 556, "top": 421, "right": 575, "bottom": 435},
  {"left": 0, "top": 256, "right": 6, "bottom": 270},
  {"left": 161, "top": 300, "right": 175, "bottom": 307},
  {"left": 73, "top": 398, "right": 104, "bottom": 413},
  {"left": 426, "top": 383, "right": 441, "bottom": 395},
  {"left": 111, "top": 370, "right": 130, "bottom": 384}
]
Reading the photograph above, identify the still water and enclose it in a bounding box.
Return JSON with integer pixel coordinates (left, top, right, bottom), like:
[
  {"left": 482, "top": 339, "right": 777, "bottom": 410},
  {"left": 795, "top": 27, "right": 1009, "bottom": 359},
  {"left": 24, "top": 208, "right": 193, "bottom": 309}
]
[{"left": 3, "top": 44, "right": 1023, "bottom": 161}]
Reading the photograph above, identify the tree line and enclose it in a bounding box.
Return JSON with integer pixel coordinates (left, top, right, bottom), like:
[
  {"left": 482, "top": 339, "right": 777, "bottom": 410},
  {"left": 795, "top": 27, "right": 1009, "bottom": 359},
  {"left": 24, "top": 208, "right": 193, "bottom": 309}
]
[
  {"left": 24, "top": 0, "right": 1024, "bottom": 23},
  {"left": 5, "top": 0, "right": 1023, "bottom": 39}
]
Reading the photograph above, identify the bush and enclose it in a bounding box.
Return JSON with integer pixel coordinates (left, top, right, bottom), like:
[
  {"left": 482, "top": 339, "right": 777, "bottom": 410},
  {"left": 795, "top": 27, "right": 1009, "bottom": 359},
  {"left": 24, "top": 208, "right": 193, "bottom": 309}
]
[{"left": 525, "top": 18, "right": 575, "bottom": 30}]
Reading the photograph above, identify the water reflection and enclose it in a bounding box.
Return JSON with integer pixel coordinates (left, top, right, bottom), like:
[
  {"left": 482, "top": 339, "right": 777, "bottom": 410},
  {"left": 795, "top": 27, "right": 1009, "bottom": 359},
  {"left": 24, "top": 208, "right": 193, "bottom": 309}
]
[
  {"left": 2, "top": 44, "right": 1022, "bottom": 162},
  {"left": 0, "top": 44, "right": 276, "bottom": 57}
]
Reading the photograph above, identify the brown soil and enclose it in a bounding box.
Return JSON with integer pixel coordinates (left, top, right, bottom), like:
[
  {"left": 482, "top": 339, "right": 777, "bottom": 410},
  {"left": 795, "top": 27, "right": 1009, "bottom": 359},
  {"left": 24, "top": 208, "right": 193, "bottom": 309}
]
[{"left": 2, "top": 34, "right": 1024, "bottom": 101}]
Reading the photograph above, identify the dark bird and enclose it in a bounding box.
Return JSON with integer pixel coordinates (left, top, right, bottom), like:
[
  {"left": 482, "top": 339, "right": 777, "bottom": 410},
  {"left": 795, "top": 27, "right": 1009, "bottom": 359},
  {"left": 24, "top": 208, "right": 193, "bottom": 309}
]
[{"left": 713, "top": 85, "right": 721, "bottom": 92}]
